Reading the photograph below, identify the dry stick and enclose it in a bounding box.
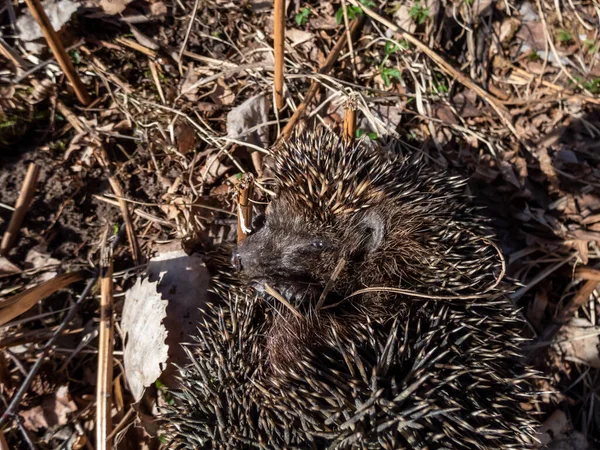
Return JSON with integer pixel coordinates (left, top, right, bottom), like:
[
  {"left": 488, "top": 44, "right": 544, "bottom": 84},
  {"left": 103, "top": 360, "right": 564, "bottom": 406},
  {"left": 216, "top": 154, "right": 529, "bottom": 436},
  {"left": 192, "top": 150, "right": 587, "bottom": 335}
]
[
  {"left": 23, "top": 0, "right": 90, "bottom": 105},
  {"left": 277, "top": 16, "right": 365, "bottom": 144},
  {"left": 343, "top": 95, "right": 357, "bottom": 143},
  {"left": 340, "top": 0, "right": 358, "bottom": 80},
  {"left": 273, "top": 0, "right": 285, "bottom": 110},
  {"left": 0, "top": 225, "right": 125, "bottom": 429},
  {"left": 0, "top": 164, "right": 40, "bottom": 256},
  {"left": 236, "top": 174, "right": 254, "bottom": 243},
  {"left": 96, "top": 233, "right": 115, "bottom": 450},
  {"left": 265, "top": 283, "right": 303, "bottom": 319},
  {"left": 348, "top": 0, "right": 527, "bottom": 150},
  {"left": 0, "top": 271, "right": 85, "bottom": 326}
]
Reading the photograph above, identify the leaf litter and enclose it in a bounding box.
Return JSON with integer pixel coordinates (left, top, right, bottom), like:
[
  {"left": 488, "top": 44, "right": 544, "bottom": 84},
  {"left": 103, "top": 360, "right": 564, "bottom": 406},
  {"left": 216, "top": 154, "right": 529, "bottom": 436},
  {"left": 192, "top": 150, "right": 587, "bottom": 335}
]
[{"left": 0, "top": 0, "right": 599, "bottom": 447}]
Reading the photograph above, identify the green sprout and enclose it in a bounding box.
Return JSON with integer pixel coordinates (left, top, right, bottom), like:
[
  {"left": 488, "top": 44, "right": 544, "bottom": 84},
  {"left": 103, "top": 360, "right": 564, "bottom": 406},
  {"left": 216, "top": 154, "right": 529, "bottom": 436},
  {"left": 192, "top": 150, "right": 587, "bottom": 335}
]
[
  {"left": 295, "top": 7, "right": 311, "bottom": 26},
  {"left": 584, "top": 39, "right": 598, "bottom": 55},
  {"left": 409, "top": 1, "right": 430, "bottom": 25},
  {"left": 381, "top": 67, "right": 402, "bottom": 86},
  {"left": 557, "top": 29, "right": 573, "bottom": 43},
  {"left": 356, "top": 128, "right": 378, "bottom": 140},
  {"left": 335, "top": 0, "right": 376, "bottom": 25},
  {"left": 527, "top": 51, "right": 541, "bottom": 61}
]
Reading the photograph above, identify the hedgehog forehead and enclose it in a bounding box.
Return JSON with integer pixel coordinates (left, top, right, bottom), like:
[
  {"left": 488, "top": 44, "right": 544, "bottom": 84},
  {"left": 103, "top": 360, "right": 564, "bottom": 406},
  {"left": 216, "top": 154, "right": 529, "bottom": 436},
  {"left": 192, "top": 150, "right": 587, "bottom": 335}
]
[{"left": 272, "top": 129, "right": 394, "bottom": 221}]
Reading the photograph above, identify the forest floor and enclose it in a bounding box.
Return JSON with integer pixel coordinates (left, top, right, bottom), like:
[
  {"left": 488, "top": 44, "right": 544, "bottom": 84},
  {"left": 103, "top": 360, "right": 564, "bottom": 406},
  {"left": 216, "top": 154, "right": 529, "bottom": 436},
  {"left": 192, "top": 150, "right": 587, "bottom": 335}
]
[{"left": 0, "top": 0, "right": 599, "bottom": 448}]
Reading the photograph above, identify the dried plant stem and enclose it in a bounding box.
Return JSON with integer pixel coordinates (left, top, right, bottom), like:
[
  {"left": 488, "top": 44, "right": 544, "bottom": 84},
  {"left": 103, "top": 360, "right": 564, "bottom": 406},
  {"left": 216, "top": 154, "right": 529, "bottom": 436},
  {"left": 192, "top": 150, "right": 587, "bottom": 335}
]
[
  {"left": 23, "top": 0, "right": 90, "bottom": 105},
  {"left": 0, "top": 428, "right": 8, "bottom": 450},
  {"left": 340, "top": 0, "right": 357, "bottom": 80},
  {"left": 0, "top": 272, "right": 85, "bottom": 326},
  {"left": 278, "top": 16, "right": 365, "bottom": 143},
  {"left": 265, "top": 283, "right": 303, "bottom": 319},
  {"left": 343, "top": 96, "right": 357, "bottom": 143},
  {"left": 0, "top": 163, "right": 39, "bottom": 256},
  {"left": 236, "top": 174, "right": 254, "bottom": 243},
  {"left": 0, "top": 224, "right": 125, "bottom": 429},
  {"left": 96, "top": 234, "right": 115, "bottom": 450},
  {"left": 273, "top": 0, "right": 285, "bottom": 110}
]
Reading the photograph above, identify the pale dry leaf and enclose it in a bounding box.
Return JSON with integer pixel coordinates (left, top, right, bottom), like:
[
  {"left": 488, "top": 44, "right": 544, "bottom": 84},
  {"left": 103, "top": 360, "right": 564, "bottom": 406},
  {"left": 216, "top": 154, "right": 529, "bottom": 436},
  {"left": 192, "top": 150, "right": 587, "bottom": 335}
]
[
  {"left": 19, "top": 385, "right": 77, "bottom": 432},
  {"left": 180, "top": 65, "right": 199, "bottom": 102},
  {"left": 122, "top": 250, "right": 209, "bottom": 401},
  {"left": 226, "top": 93, "right": 270, "bottom": 149},
  {"left": 99, "top": 0, "right": 132, "bottom": 15},
  {"left": 17, "top": 0, "right": 79, "bottom": 42},
  {"left": 554, "top": 317, "right": 600, "bottom": 368},
  {"left": 287, "top": 28, "right": 314, "bottom": 46}
]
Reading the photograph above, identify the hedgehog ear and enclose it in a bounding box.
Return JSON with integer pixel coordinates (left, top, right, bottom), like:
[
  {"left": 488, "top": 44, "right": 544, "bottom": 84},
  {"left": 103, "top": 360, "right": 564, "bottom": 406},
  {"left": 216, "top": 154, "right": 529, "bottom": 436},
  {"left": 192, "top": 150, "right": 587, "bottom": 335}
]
[{"left": 360, "top": 210, "right": 385, "bottom": 254}]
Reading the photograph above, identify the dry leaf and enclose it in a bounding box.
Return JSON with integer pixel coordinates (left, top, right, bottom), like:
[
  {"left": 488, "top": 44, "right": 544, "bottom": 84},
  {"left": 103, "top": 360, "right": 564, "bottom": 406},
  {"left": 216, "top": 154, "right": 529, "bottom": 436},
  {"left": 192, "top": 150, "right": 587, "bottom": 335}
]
[
  {"left": 16, "top": 0, "right": 79, "bottom": 42},
  {"left": 19, "top": 385, "right": 77, "bottom": 432},
  {"left": 226, "top": 93, "right": 270, "bottom": 149},
  {"left": 122, "top": 250, "right": 209, "bottom": 401},
  {"left": 210, "top": 79, "right": 235, "bottom": 106},
  {"left": 176, "top": 123, "right": 196, "bottom": 154},
  {"left": 99, "top": 0, "right": 132, "bottom": 15},
  {"left": 554, "top": 317, "right": 600, "bottom": 368}
]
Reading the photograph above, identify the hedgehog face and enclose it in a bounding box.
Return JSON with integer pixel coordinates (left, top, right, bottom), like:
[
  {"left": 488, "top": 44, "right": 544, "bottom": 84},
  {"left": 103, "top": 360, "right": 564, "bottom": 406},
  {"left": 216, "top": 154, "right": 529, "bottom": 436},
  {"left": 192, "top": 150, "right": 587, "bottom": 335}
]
[{"left": 233, "top": 192, "right": 386, "bottom": 304}]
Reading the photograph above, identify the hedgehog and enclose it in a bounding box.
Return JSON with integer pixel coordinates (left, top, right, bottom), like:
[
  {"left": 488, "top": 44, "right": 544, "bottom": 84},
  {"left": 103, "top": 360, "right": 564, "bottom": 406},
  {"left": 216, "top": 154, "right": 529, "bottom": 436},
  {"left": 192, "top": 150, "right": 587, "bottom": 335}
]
[{"left": 160, "top": 127, "right": 540, "bottom": 449}]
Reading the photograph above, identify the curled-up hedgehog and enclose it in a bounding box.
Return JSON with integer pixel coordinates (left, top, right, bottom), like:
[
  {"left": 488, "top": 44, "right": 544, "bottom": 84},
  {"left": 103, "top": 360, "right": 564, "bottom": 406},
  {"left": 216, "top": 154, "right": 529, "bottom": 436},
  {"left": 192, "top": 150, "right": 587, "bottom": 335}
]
[{"left": 161, "top": 127, "right": 540, "bottom": 449}]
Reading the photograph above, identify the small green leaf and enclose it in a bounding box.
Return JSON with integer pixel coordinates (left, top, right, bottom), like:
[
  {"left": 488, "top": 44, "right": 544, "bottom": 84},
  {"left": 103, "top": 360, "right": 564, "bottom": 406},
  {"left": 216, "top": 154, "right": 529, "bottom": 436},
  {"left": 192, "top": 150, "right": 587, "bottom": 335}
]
[
  {"left": 69, "top": 50, "right": 81, "bottom": 65},
  {"left": 367, "top": 132, "right": 378, "bottom": 140},
  {"left": 356, "top": 128, "right": 366, "bottom": 138},
  {"left": 384, "top": 41, "right": 399, "bottom": 55},
  {"left": 584, "top": 39, "right": 598, "bottom": 55},
  {"left": 113, "top": 224, "right": 120, "bottom": 235},
  {"left": 527, "top": 51, "right": 541, "bottom": 61},
  {"left": 155, "top": 379, "right": 166, "bottom": 389},
  {"left": 381, "top": 67, "right": 402, "bottom": 86},
  {"left": 409, "top": 1, "right": 430, "bottom": 24},
  {"left": 235, "top": 172, "right": 243, "bottom": 180},
  {"left": 295, "top": 7, "right": 311, "bottom": 26},
  {"left": 557, "top": 29, "right": 572, "bottom": 43}
]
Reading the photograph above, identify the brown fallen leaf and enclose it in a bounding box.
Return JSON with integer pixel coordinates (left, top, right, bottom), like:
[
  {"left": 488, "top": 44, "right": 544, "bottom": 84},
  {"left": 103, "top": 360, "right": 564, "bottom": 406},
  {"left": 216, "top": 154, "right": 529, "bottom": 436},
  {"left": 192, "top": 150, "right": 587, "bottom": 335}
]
[
  {"left": 19, "top": 385, "right": 77, "bottom": 432},
  {"left": 176, "top": 123, "right": 196, "bottom": 154}
]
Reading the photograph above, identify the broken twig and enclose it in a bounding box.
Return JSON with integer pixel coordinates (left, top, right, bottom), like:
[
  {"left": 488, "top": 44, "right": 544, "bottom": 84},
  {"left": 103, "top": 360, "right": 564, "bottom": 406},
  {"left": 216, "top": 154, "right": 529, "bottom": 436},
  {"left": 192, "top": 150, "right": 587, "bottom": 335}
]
[{"left": 0, "top": 163, "right": 40, "bottom": 256}]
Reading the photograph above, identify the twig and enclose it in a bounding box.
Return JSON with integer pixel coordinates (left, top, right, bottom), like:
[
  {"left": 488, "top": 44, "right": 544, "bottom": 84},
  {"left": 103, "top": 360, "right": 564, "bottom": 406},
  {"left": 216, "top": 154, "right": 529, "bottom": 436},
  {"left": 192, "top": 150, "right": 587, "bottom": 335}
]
[
  {"left": 265, "top": 283, "right": 303, "bottom": 319},
  {"left": 0, "top": 272, "right": 85, "bottom": 326},
  {"left": 277, "top": 16, "right": 365, "bottom": 143},
  {"left": 341, "top": 0, "right": 357, "bottom": 80},
  {"left": 177, "top": 0, "right": 201, "bottom": 74},
  {"left": 96, "top": 231, "right": 115, "bottom": 450},
  {"left": 273, "top": 0, "right": 286, "bottom": 110},
  {"left": 343, "top": 95, "right": 357, "bottom": 143},
  {"left": 0, "top": 225, "right": 125, "bottom": 428},
  {"left": 0, "top": 164, "right": 40, "bottom": 256},
  {"left": 23, "top": 0, "right": 90, "bottom": 105},
  {"left": 148, "top": 59, "right": 166, "bottom": 104},
  {"left": 236, "top": 174, "right": 254, "bottom": 243}
]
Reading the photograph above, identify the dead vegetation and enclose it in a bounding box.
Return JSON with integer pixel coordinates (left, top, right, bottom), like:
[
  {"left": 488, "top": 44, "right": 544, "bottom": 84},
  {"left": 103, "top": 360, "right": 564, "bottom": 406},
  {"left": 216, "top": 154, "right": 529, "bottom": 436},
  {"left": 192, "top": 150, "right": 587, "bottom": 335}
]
[{"left": 0, "top": 0, "right": 599, "bottom": 448}]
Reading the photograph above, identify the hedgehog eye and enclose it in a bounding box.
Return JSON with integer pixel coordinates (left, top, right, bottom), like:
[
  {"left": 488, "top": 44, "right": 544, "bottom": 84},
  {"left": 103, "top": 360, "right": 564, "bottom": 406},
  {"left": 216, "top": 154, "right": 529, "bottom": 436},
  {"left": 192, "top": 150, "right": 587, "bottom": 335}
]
[{"left": 312, "top": 240, "right": 325, "bottom": 249}]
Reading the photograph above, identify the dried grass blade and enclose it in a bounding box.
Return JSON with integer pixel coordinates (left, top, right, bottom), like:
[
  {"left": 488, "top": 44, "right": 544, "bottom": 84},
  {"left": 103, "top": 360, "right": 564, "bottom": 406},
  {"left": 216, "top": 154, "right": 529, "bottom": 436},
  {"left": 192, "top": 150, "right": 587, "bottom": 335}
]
[{"left": 0, "top": 271, "right": 85, "bottom": 326}]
